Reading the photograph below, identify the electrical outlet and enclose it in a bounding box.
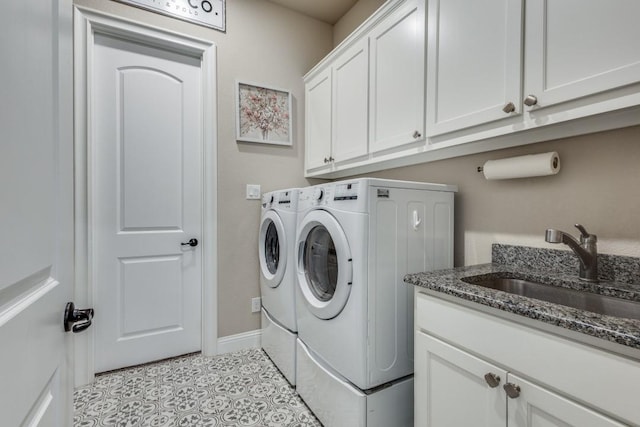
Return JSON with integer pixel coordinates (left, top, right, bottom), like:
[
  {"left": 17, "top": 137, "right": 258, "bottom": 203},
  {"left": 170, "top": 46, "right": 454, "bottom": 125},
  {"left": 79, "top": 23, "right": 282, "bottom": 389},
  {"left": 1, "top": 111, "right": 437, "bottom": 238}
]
[{"left": 251, "top": 297, "right": 261, "bottom": 313}]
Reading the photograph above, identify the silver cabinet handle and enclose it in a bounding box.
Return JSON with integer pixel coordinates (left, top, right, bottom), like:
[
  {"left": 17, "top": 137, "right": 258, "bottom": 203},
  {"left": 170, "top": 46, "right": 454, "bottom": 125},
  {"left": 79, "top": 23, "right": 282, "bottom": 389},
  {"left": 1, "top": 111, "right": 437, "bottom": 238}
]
[
  {"left": 484, "top": 373, "right": 501, "bottom": 388},
  {"left": 502, "top": 102, "right": 516, "bottom": 113},
  {"left": 503, "top": 382, "right": 521, "bottom": 399},
  {"left": 413, "top": 130, "right": 422, "bottom": 139},
  {"left": 524, "top": 95, "right": 538, "bottom": 106}
]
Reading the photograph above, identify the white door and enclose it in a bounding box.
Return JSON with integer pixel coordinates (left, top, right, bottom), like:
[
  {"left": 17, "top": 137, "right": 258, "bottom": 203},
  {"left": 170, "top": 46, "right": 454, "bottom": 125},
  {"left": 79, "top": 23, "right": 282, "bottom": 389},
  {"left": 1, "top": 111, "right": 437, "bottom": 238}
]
[
  {"left": 524, "top": 0, "right": 640, "bottom": 110},
  {"left": 415, "top": 332, "right": 507, "bottom": 426},
  {"left": 305, "top": 68, "right": 333, "bottom": 171},
  {"left": 332, "top": 38, "right": 369, "bottom": 163},
  {"left": 0, "top": 0, "right": 73, "bottom": 425},
  {"left": 506, "top": 373, "right": 626, "bottom": 427},
  {"left": 92, "top": 33, "right": 203, "bottom": 372},
  {"left": 369, "top": 0, "right": 425, "bottom": 153},
  {"left": 426, "top": 0, "right": 523, "bottom": 136}
]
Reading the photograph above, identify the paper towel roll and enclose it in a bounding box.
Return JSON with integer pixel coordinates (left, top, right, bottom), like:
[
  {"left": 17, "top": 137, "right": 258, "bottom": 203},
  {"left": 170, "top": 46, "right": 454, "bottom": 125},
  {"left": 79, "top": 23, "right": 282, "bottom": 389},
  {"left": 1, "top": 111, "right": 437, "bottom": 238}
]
[{"left": 482, "top": 152, "right": 560, "bottom": 180}]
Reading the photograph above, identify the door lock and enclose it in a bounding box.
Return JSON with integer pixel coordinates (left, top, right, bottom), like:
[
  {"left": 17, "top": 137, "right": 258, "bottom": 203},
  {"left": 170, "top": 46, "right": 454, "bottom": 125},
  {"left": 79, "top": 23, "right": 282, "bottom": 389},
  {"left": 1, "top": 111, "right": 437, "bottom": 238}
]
[{"left": 64, "top": 302, "right": 94, "bottom": 333}]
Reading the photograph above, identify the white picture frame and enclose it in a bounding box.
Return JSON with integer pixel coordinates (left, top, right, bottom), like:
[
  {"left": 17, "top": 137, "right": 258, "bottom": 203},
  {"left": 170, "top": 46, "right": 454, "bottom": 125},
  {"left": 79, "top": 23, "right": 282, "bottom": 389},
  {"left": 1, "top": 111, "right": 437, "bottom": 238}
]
[{"left": 235, "top": 81, "right": 292, "bottom": 146}]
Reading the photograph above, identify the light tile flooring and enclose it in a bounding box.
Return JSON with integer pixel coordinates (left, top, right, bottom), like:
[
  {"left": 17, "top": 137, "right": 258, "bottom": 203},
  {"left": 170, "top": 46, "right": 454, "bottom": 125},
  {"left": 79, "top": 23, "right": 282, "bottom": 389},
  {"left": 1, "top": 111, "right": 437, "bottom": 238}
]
[{"left": 73, "top": 349, "right": 322, "bottom": 427}]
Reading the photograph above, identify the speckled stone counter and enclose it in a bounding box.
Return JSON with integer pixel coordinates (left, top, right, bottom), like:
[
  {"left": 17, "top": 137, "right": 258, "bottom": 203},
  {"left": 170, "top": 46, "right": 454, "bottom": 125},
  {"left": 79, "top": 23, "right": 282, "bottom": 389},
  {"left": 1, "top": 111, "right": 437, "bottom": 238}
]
[{"left": 404, "top": 244, "right": 640, "bottom": 350}]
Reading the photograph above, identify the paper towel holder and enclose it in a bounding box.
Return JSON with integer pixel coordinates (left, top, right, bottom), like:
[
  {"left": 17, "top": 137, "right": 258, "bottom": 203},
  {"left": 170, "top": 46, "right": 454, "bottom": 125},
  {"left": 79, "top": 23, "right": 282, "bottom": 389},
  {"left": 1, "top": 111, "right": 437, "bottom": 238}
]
[
  {"left": 477, "top": 156, "right": 558, "bottom": 173},
  {"left": 477, "top": 151, "right": 561, "bottom": 180}
]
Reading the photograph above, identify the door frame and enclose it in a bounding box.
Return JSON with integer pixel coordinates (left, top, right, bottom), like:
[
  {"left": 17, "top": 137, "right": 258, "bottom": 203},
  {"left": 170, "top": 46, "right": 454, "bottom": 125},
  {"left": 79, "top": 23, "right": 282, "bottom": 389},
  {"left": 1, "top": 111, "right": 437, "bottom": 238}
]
[{"left": 73, "top": 6, "right": 218, "bottom": 386}]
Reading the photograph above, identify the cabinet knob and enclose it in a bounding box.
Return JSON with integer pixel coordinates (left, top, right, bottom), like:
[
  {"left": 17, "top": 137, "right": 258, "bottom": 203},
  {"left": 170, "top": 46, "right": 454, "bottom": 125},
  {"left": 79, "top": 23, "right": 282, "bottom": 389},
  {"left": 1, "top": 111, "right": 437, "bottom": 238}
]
[
  {"left": 484, "top": 372, "right": 501, "bottom": 388},
  {"left": 413, "top": 130, "right": 422, "bottom": 139},
  {"left": 503, "top": 382, "right": 521, "bottom": 399},
  {"left": 502, "top": 102, "right": 516, "bottom": 113},
  {"left": 324, "top": 157, "right": 329, "bottom": 164},
  {"left": 329, "top": 156, "right": 335, "bottom": 162},
  {"left": 524, "top": 95, "right": 538, "bottom": 107}
]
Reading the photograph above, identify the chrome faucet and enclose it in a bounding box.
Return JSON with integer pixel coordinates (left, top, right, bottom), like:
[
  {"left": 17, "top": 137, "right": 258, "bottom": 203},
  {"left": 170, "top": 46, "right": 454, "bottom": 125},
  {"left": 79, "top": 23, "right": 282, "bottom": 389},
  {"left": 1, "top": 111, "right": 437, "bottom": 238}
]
[{"left": 545, "top": 224, "right": 598, "bottom": 282}]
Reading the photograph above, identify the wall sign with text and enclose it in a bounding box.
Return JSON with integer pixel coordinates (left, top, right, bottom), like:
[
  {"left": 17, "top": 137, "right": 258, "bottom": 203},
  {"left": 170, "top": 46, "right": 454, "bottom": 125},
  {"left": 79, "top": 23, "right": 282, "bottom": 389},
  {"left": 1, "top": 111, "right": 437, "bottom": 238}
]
[{"left": 115, "top": 0, "right": 226, "bottom": 32}]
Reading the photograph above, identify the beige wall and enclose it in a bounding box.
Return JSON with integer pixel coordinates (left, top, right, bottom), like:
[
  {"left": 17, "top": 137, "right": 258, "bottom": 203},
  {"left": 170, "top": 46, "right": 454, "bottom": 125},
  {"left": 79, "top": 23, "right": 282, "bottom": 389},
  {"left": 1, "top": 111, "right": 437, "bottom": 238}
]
[
  {"left": 333, "top": 0, "right": 386, "bottom": 46},
  {"left": 354, "top": 125, "right": 640, "bottom": 266},
  {"left": 73, "top": 1, "right": 640, "bottom": 343},
  {"left": 74, "top": 0, "right": 333, "bottom": 337}
]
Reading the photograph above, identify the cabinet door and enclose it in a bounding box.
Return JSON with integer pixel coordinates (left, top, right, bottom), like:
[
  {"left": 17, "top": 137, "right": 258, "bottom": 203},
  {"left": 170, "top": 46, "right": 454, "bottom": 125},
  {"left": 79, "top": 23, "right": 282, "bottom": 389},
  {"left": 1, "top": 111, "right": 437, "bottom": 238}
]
[
  {"left": 415, "top": 331, "right": 507, "bottom": 427},
  {"left": 506, "top": 373, "right": 626, "bottom": 427},
  {"left": 305, "top": 68, "right": 332, "bottom": 171},
  {"left": 426, "top": 0, "right": 523, "bottom": 136},
  {"left": 524, "top": 0, "right": 640, "bottom": 109},
  {"left": 369, "top": 0, "right": 425, "bottom": 153},
  {"left": 333, "top": 38, "right": 369, "bottom": 163}
]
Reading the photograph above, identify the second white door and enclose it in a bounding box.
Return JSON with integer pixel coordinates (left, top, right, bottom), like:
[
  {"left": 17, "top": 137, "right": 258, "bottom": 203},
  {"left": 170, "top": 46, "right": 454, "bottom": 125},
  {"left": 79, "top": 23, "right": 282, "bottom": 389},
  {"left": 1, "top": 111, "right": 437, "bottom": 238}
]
[{"left": 92, "top": 33, "right": 203, "bottom": 372}]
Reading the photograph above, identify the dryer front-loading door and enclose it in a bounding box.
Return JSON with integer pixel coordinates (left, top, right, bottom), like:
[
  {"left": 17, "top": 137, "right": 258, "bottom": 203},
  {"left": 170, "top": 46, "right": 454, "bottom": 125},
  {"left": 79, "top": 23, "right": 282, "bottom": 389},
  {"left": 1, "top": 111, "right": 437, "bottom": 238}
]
[
  {"left": 259, "top": 210, "right": 287, "bottom": 288},
  {"left": 297, "top": 210, "right": 353, "bottom": 320}
]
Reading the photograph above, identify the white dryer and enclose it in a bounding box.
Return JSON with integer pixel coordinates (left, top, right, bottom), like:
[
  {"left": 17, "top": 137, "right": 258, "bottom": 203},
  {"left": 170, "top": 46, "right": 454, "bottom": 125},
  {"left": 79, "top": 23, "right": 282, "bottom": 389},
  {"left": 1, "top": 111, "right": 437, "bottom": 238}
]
[
  {"left": 294, "top": 178, "right": 456, "bottom": 427},
  {"left": 259, "top": 188, "right": 299, "bottom": 385}
]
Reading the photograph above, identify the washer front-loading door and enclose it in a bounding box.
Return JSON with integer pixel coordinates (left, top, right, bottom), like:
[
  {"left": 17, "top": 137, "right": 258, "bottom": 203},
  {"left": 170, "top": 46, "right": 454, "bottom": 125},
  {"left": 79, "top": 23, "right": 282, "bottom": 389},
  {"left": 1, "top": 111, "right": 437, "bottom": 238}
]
[
  {"left": 297, "top": 210, "right": 353, "bottom": 320},
  {"left": 259, "top": 210, "right": 286, "bottom": 288}
]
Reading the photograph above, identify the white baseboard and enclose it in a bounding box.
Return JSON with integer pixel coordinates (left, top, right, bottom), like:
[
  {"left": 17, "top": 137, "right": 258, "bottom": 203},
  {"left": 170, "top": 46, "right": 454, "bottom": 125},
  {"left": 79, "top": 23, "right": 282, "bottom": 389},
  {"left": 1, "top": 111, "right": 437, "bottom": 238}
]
[{"left": 217, "top": 329, "right": 262, "bottom": 355}]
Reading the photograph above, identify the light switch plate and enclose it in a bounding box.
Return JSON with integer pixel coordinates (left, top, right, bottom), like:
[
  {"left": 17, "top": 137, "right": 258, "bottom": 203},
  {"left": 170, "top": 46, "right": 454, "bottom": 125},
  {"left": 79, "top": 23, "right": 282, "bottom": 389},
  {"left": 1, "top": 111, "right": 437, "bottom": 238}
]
[{"left": 246, "top": 184, "right": 261, "bottom": 200}]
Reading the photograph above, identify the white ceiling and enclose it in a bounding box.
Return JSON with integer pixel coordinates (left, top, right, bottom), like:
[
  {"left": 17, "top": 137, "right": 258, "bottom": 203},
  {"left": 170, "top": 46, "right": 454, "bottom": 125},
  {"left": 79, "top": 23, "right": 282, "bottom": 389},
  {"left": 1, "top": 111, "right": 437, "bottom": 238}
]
[{"left": 265, "top": 0, "right": 360, "bottom": 24}]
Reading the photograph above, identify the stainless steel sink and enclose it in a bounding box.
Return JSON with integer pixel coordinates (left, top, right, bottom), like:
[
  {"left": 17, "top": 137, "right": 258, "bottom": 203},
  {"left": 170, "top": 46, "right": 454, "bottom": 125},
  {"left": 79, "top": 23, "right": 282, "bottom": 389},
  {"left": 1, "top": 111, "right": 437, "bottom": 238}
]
[{"left": 461, "top": 275, "right": 640, "bottom": 321}]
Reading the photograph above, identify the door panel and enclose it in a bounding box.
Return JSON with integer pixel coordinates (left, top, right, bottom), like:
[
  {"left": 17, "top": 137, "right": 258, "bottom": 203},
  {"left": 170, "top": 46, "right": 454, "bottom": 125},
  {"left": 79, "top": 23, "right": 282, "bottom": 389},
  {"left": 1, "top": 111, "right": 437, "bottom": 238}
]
[
  {"left": 415, "top": 332, "right": 507, "bottom": 426},
  {"left": 0, "top": 0, "right": 73, "bottom": 425},
  {"left": 119, "top": 256, "right": 183, "bottom": 336},
  {"left": 305, "top": 69, "right": 333, "bottom": 170},
  {"left": 119, "top": 68, "right": 184, "bottom": 231},
  {"left": 507, "top": 373, "right": 625, "bottom": 427},
  {"left": 369, "top": 0, "right": 425, "bottom": 152},
  {"left": 525, "top": 0, "right": 640, "bottom": 108},
  {"left": 333, "top": 38, "right": 369, "bottom": 163},
  {"left": 93, "top": 33, "right": 203, "bottom": 372},
  {"left": 426, "top": 0, "right": 523, "bottom": 135}
]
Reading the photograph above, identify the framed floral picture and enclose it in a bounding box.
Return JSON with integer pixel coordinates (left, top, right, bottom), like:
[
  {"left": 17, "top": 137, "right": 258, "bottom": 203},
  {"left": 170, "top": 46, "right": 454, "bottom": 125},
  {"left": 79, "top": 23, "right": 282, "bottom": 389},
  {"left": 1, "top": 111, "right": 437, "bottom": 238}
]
[{"left": 236, "top": 81, "right": 292, "bottom": 146}]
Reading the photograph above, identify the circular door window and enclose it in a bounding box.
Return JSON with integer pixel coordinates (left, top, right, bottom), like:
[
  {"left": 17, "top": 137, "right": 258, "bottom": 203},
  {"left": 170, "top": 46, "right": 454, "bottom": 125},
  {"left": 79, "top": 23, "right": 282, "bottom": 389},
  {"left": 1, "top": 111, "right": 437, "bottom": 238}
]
[
  {"left": 259, "top": 211, "right": 286, "bottom": 288},
  {"left": 303, "top": 225, "right": 338, "bottom": 301},
  {"left": 296, "top": 210, "right": 352, "bottom": 320}
]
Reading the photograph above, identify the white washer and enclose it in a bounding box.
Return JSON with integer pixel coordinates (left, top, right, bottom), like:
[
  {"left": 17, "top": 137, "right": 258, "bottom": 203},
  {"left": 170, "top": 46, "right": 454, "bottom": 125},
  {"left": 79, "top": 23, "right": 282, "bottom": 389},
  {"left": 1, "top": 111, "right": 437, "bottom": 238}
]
[
  {"left": 294, "top": 178, "right": 456, "bottom": 427},
  {"left": 259, "top": 188, "right": 299, "bottom": 385}
]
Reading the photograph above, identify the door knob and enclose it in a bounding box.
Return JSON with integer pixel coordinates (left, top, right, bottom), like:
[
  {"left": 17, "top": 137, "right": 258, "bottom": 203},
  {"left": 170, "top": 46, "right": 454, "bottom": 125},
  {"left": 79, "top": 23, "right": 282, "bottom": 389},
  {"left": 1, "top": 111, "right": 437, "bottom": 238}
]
[
  {"left": 523, "top": 95, "right": 538, "bottom": 106},
  {"left": 484, "top": 372, "right": 501, "bottom": 388},
  {"left": 502, "top": 102, "right": 516, "bottom": 113},
  {"left": 503, "top": 382, "right": 521, "bottom": 398},
  {"left": 64, "top": 302, "right": 94, "bottom": 333},
  {"left": 181, "top": 238, "right": 198, "bottom": 247}
]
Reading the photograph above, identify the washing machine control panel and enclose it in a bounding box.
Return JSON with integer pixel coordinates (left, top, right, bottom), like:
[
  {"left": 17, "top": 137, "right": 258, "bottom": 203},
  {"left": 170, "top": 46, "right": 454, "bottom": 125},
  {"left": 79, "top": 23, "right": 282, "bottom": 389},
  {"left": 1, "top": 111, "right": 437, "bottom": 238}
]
[{"left": 333, "top": 182, "right": 359, "bottom": 201}]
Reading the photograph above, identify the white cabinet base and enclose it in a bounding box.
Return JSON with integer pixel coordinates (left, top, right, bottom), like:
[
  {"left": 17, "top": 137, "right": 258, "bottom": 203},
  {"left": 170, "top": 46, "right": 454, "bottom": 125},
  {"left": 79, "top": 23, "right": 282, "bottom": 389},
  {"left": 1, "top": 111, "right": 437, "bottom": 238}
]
[
  {"left": 296, "top": 339, "right": 413, "bottom": 427},
  {"left": 261, "top": 308, "right": 296, "bottom": 386}
]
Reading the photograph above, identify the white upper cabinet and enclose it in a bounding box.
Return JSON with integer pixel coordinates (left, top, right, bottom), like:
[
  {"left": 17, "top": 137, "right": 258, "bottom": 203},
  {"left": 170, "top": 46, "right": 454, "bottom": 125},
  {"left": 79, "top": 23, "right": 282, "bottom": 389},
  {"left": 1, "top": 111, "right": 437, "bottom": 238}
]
[
  {"left": 524, "top": 0, "right": 640, "bottom": 110},
  {"left": 369, "top": 0, "right": 425, "bottom": 153},
  {"left": 303, "top": 0, "right": 640, "bottom": 178},
  {"left": 333, "top": 38, "right": 369, "bottom": 163},
  {"left": 305, "top": 68, "right": 332, "bottom": 171},
  {"left": 426, "top": 0, "right": 523, "bottom": 136}
]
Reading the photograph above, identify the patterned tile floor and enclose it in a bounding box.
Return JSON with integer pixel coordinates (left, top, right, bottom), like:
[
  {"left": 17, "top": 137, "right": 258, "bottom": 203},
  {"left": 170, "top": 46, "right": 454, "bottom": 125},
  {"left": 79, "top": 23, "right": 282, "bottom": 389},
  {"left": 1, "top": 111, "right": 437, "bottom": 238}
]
[{"left": 73, "top": 349, "right": 322, "bottom": 427}]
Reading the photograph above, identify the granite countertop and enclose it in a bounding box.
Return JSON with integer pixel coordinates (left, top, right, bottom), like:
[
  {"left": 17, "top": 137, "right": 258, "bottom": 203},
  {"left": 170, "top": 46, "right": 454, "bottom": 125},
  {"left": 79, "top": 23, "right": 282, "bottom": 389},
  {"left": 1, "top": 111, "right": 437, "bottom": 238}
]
[{"left": 404, "top": 244, "right": 640, "bottom": 351}]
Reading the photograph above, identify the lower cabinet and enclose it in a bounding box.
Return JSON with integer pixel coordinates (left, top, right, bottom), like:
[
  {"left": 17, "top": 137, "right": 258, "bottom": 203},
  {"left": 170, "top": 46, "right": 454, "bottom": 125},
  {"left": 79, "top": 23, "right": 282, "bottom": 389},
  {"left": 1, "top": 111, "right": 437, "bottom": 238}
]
[
  {"left": 414, "top": 291, "right": 638, "bottom": 426},
  {"left": 415, "top": 331, "right": 625, "bottom": 426}
]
